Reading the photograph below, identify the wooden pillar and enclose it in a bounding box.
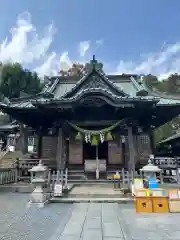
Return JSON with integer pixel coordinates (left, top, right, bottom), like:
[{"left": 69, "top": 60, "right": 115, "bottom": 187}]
[
  {"left": 127, "top": 126, "right": 135, "bottom": 177},
  {"left": 37, "top": 135, "right": 42, "bottom": 159},
  {"left": 149, "top": 129, "right": 155, "bottom": 154},
  {"left": 56, "top": 128, "right": 64, "bottom": 170},
  {"left": 21, "top": 125, "right": 28, "bottom": 154}
]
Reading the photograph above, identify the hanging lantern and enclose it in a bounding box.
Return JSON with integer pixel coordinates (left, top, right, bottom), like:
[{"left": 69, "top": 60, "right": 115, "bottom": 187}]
[
  {"left": 85, "top": 134, "right": 88, "bottom": 143},
  {"left": 91, "top": 135, "right": 98, "bottom": 145},
  {"left": 100, "top": 133, "right": 104, "bottom": 143},
  {"left": 75, "top": 132, "right": 82, "bottom": 141},
  {"left": 106, "top": 132, "right": 113, "bottom": 141},
  {"left": 88, "top": 133, "right": 91, "bottom": 142}
]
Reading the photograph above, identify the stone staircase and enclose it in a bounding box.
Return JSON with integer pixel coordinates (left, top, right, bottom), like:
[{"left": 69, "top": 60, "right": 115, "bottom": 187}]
[
  {"left": 66, "top": 167, "right": 119, "bottom": 183},
  {"left": 50, "top": 183, "right": 132, "bottom": 203},
  {"left": 66, "top": 183, "right": 124, "bottom": 198},
  {"left": 66, "top": 164, "right": 130, "bottom": 185},
  {"left": 0, "top": 151, "right": 24, "bottom": 168},
  {"left": 67, "top": 169, "right": 87, "bottom": 181}
]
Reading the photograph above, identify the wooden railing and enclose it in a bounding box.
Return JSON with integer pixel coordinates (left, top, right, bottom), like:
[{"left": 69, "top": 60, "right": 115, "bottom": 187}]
[
  {"left": 0, "top": 145, "right": 10, "bottom": 160},
  {"left": 0, "top": 168, "right": 17, "bottom": 185},
  {"left": 18, "top": 158, "right": 55, "bottom": 169}
]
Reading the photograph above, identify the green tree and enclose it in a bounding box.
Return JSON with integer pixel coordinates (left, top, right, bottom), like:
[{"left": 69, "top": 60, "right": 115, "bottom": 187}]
[
  {"left": 143, "top": 74, "right": 159, "bottom": 90},
  {"left": 59, "top": 63, "right": 84, "bottom": 77},
  {"left": 166, "top": 73, "right": 180, "bottom": 94},
  {"left": 0, "top": 63, "right": 42, "bottom": 99}
]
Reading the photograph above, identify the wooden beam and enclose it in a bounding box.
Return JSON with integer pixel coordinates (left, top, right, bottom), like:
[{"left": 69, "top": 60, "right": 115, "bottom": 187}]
[
  {"left": 127, "top": 126, "right": 135, "bottom": 177},
  {"left": 37, "top": 135, "right": 42, "bottom": 158},
  {"left": 56, "top": 128, "right": 64, "bottom": 170}
]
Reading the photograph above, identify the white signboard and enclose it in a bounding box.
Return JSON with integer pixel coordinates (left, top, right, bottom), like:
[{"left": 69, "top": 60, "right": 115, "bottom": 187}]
[
  {"left": 54, "top": 183, "right": 63, "bottom": 197},
  {"left": 134, "top": 178, "right": 144, "bottom": 190},
  {"left": 8, "top": 146, "right": 15, "bottom": 152},
  {"left": 28, "top": 145, "right": 34, "bottom": 153}
]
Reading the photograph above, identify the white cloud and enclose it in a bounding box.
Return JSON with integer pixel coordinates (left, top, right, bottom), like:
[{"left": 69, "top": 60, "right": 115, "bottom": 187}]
[
  {"left": 2, "top": 12, "right": 180, "bottom": 80},
  {"left": 96, "top": 39, "right": 104, "bottom": 46},
  {"left": 116, "top": 42, "right": 180, "bottom": 80},
  {"left": 0, "top": 12, "right": 99, "bottom": 78},
  {"left": 78, "top": 41, "right": 90, "bottom": 57},
  {"left": 0, "top": 12, "right": 55, "bottom": 67}
]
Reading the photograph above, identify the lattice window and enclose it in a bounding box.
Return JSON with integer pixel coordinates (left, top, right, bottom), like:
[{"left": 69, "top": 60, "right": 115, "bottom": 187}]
[
  {"left": 139, "top": 135, "right": 149, "bottom": 145},
  {"left": 137, "top": 134, "right": 151, "bottom": 162},
  {"left": 28, "top": 136, "right": 35, "bottom": 146},
  {"left": 7, "top": 134, "right": 16, "bottom": 146}
]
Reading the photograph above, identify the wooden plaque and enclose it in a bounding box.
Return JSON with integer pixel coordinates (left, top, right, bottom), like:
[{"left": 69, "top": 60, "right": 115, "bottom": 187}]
[
  {"left": 69, "top": 139, "right": 83, "bottom": 164},
  {"left": 108, "top": 141, "right": 122, "bottom": 164}
]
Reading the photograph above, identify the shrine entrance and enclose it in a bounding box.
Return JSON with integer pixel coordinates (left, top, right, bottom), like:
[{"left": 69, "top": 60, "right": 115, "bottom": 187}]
[
  {"left": 83, "top": 141, "right": 108, "bottom": 161},
  {"left": 83, "top": 141, "right": 108, "bottom": 179}
]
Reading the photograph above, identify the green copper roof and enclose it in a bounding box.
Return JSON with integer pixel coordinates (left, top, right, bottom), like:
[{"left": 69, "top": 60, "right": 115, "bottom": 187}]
[
  {"left": 53, "top": 83, "right": 76, "bottom": 98},
  {"left": 158, "top": 132, "right": 180, "bottom": 144}
]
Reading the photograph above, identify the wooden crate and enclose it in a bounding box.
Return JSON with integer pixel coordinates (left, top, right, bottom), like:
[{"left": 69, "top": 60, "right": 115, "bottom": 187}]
[
  {"left": 151, "top": 189, "right": 167, "bottom": 197},
  {"left": 135, "top": 189, "right": 150, "bottom": 197},
  {"left": 152, "top": 197, "right": 169, "bottom": 213},
  {"left": 168, "top": 189, "right": 179, "bottom": 199},
  {"left": 169, "top": 199, "right": 180, "bottom": 213},
  {"left": 135, "top": 197, "right": 153, "bottom": 213}
]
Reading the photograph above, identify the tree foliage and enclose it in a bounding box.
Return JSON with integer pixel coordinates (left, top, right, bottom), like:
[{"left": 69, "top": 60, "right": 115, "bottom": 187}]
[
  {"left": 0, "top": 63, "right": 42, "bottom": 99},
  {"left": 59, "top": 63, "right": 84, "bottom": 77},
  {"left": 144, "top": 73, "right": 180, "bottom": 94}
]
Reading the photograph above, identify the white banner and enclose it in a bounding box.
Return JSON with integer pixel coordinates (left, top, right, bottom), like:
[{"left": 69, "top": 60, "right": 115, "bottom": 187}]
[{"left": 54, "top": 183, "right": 63, "bottom": 197}]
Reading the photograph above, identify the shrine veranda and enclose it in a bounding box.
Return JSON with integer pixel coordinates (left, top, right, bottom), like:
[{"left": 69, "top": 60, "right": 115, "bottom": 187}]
[{"left": 1, "top": 56, "right": 180, "bottom": 178}]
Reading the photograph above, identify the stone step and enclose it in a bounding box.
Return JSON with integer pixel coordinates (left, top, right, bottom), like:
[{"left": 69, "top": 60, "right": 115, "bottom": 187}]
[
  {"left": 68, "top": 170, "right": 84, "bottom": 174},
  {"left": 50, "top": 197, "right": 133, "bottom": 203},
  {"left": 67, "top": 193, "right": 124, "bottom": 198},
  {"left": 67, "top": 175, "right": 87, "bottom": 180},
  {"left": 67, "top": 179, "right": 115, "bottom": 183}
]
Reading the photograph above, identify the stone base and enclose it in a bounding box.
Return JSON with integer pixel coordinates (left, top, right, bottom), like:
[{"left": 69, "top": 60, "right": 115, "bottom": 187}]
[
  {"left": 27, "top": 200, "right": 49, "bottom": 208},
  {"left": 28, "top": 188, "right": 50, "bottom": 208},
  {"left": 30, "top": 191, "right": 47, "bottom": 203},
  {"left": 50, "top": 197, "right": 133, "bottom": 203}
]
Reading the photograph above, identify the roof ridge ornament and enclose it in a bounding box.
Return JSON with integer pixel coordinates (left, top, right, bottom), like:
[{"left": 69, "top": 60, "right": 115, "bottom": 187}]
[{"left": 85, "top": 55, "right": 103, "bottom": 73}]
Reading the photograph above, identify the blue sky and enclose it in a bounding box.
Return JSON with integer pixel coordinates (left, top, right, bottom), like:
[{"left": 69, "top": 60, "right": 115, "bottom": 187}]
[{"left": 0, "top": 0, "right": 180, "bottom": 78}]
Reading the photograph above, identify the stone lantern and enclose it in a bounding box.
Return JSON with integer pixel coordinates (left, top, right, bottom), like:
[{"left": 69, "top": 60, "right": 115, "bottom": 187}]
[
  {"left": 140, "top": 155, "right": 163, "bottom": 187},
  {"left": 28, "top": 160, "right": 49, "bottom": 207},
  {"left": 140, "top": 158, "right": 162, "bottom": 178}
]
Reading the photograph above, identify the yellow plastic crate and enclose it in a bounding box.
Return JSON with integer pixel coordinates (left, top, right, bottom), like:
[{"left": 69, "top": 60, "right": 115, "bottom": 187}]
[
  {"left": 135, "top": 197, "right": 153, "bottom": 213},
  {"left": 152, "top": 197, "right": 169, "bottom": 213}
]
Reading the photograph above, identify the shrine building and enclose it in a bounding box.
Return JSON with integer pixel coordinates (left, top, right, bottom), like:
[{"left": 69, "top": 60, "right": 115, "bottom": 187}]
[{"left": 1, "top": 56, "right": 180, "bottom": 179}]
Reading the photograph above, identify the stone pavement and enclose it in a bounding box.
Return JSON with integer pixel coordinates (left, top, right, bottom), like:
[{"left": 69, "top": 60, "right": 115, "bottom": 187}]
[{"left": 1, "top": 193, "right": 180, "bottom": 239}]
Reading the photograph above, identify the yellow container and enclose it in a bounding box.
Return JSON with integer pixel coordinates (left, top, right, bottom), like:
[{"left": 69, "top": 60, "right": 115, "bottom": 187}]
[
  {"left": 169, "top": 199, "right": 180, "bottom": 213},
  {"left": 135, "top": 197, "right": 153, "bottom": 213},
  {"left": 152, "top": 197, "right": 169, "bottom": 213}
]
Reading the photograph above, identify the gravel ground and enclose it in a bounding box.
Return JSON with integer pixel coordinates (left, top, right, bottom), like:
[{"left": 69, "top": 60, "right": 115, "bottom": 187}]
[{"left": 0, "top": 193, "right": 73, "bottom": 240}]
